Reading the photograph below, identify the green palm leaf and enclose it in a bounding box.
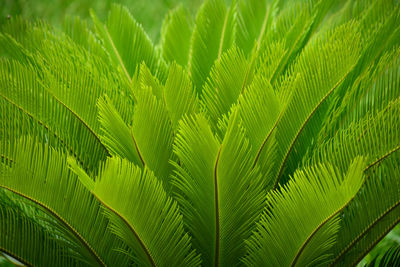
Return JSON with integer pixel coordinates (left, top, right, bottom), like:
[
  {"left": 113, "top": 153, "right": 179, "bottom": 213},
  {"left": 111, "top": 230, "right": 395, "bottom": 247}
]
[
  {"left": 266, "top": 22, "right": 361, "bottom": 187},
  {"left": 91, "top": 4, "right": 167, "bottom": 84},
  {"left": 1, "top": 0, "right": 399, "bottom": 265},
  {"left": 330, "top": 154, "right": 400, "bottom": 266},
  {"left": 244, "top": 157, "right": 366, "bottom": 266},
  {"left": 236, "top": 0, "right": 274, "bottom": 56},
  {"left": 0, "top": 137, "right": 130, "bottom": 266},
  {"left": 238, "top": 73, "right": 281, "bottom": 187},
  {"left": 73, "top": 157, "right": 201, "bottom": 267},
  {"left": 202, "top": 46, "right": 251, "bottom": 135},
  {"left": 189, "top": 0, "right": 236, "bottom": 93},
  {"left": 164, "top": 63, "right": 199, "bottom": 128},
  {"left": 97, "top": 95, "right": 143, "bottom": 166},
  {"left": 318, "top": 46, "right": 400, "bottom": 143},
  {"left": 0, "top": 58, "right": 108, "bottom": 172},
  {"left": 308, "top": 100, "right": 400, "bottom": 266},
  {"left": 0, "top": 200, "right": 82, "bottom": 266},
  {"left": 131, "top": 86, "right": 174, "bottom": 184},
  {"left": 160, "top": 5, "right": 193, "bottom": 66},
  {"left": 172, "top": 111, "right": 266, "bottom": 266}
]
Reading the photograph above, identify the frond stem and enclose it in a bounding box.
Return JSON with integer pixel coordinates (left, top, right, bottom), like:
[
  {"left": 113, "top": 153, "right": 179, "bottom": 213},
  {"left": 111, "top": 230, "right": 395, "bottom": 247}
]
[
  {"left": 0, "top": 93, "right": 87, "bottom": 170},
  {"left": 0, "top": 248, "right": 32, "bottom": 267},
  {"left": 96, "top": 197, "right": 157, "bottom": 267},
  {"left": 0, "top": 186, "right": 106, "bottom": 267},
  {"left": 41, "top": 86, "right": 109, "bottom": 156},
  {"left": 329, "top": 197, "right": 400, "bottom": 266},
  {"left": 103, "top": 25, "right": 132, "bottom": 84},
  {"left": 217, "top": 9, "right": 230, "bottom": 60},
  {"left": 131, "top": 131, "right": 146, "bottom": 166},
  {"left": 291, "top": 196, "right": 355, "bottom": 266},
  {"left": 365, "top": 145, "right": 400, "bottom": 171},
  {"left": 273, "top": 69, "right": 351, "bottom": 189},
  {"left": 213, "top": 146, "right": 222, "bottom": 267}
]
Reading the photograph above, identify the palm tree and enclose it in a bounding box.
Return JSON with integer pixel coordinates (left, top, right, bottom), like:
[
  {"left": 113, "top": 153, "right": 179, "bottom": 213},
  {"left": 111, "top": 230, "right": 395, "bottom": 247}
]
[{"left": 0, "top": 0, "right": 399, "bottom": 266}]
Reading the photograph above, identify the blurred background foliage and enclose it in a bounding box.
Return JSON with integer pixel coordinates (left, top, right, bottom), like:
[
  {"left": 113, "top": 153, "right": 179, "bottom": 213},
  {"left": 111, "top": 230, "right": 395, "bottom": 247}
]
[
  {"left": 0, "top": 0, "right": 399, "bottom": 266},
  {"left": 0, "top": 0, "right": 212, "bottom": 41}
]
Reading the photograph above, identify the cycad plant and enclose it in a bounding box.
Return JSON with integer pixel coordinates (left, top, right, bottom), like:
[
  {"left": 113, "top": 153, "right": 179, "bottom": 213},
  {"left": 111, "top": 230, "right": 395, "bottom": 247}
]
[{"left": 0, "top": 0, "right": 400, "bottom": 266}]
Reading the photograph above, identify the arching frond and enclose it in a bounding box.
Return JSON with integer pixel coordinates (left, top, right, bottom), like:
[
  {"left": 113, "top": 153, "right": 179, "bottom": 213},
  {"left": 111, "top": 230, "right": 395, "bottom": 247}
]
[
  {"left": 307, "top": 99, "right": 400, "bottom": 266},
  {"left": 317, "top": 46, "right": 400, "bottom": 143},
  {"left": 0, "top": 199, "right": 81, "bottom": 267},
  {"left": 160, "top": 5, "right": 193, "bottom": 66},
  {"left": 0, "top": 137, "right": 131, "bottom": 266},
  {"left": 268, "top": 22, "right": 362, "bottom": 186},
  {"left": 91, "top": 4, "right": 167, "bottom": 83},
  {"left": 164, "top": 63, "right": 199, "bottom": 128},
  {"left": 131, "top": 86, "right": 174, "bottom": 184},
  {"left": 97, "top": 96, "right": 143, "bottom": 166},
  {"left": 329, "top": 153, "right": 400, "bottom": 266},
  {"left": 310, "top": 98, "right": 400, "bottom": 175},
  {"left": 244, "top": 157, "right": 366, "bottom": 266},
  {"left": 0, "top": 58, "right": 108, "bottom": 172},
  {"left": 172, "top": 111, "right": 266, "bottom": 266},
  {"left": 202, "top": 46, "right": 251, "bottom": 135},
  {"left": 74, "top": 157, "right": 201, "bottom": 267},
  {"left": 189, "top": 0, "right": 236, "bottom": 93}
]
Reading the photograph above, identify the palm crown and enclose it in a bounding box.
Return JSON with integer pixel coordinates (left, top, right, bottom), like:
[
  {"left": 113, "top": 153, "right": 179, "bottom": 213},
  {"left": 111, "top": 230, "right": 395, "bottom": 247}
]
[{"left": 0, "top": 0, "right": 400, "bottom": 266}]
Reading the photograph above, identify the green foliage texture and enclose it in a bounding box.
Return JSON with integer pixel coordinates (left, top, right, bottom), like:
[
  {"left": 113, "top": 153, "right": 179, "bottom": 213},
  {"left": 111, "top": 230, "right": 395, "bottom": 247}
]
[{"left": 0, "top": 0, "right": 400, "bottom": 266}]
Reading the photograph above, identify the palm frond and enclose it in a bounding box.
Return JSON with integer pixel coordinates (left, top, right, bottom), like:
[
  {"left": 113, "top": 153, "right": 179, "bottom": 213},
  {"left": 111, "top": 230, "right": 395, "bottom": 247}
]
[
  {"left": 172, "top": 111, "right": 266, "bottom": 266},
  {"left": 131, "top": 86, "right": 174, "bottom": 184},
  {"left": 0, "top": 198, "right": 82, "bottom": 267},
  {"left": 266, "top": 22, "right": 362, "bottom": 187},
  {"left": 97, "top": 96, "right": 143, "bottom": 166},
  {"left": 0, "top": 58, "right": 108, "bottom": 172},
  {"left": 329, "top": 153, "right": 400, "bottom": 266},
  {"left": 318, "top": 46, "right": 400, "bottom": 144},
  {"left": 164, "top": 63, "right": 199, "bottom": 128},
  {"left": 63, "top": 16, "right": 110, "bottom": 64},
  {"left": 202, "top": 46, "right": 251, "bottom": 135},
  {"left": 189, "top": 0, "right": 236, "bottom": 93},
  {"left": 243, "top": 157, "right": 366, "bottom": 266},
  {"left": 309, "top": 98, "right": 400, "bottom": 175},
  {"left": 160, "top": 5, "right": 193, "bottom": 66},
  {"left": 238, "top": 73, "right": 281, "bottom": 188},
  {"left": 236, "top": 0, "right": 275, "bottom": 56},
  {"left": 91, "top": 4, "right": 167, "bottom": 83},
  {"left": 74, "top": 157, "right": 201, "bottom": 267},
  {"left": 0, "top": 137, "right": 130, "bottom": 266},
  {"left": 307, "top": 101, "right": 400, "bottom": 266}
]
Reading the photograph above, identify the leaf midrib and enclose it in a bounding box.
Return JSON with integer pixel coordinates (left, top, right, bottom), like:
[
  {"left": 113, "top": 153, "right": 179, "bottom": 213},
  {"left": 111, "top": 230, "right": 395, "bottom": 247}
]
[
  {"left": 0, "top": 93, "right": 88, "bottom": 169},
  {"left": 95, "top": 195, "right": 157, "bottom": 267},
  {"left": 213, "top": 146, "right": 222, "bottom": 267},
  {"left": 273, "top": 68, "right": 353, "bottom": 188},
  {"left": 0, "top": 185, "right": 106, "bottom": 267},
  {"left": 217, "top": 9, "right": 230, "bottom": 60},
  {"left": 103, "top": 24, "right": 132, "bottom": 84},
  {"left": 328, "top": 151, "right": 400, "bottom": 265},
  {"left": 331, "top": 200, "right": 400, "bottom": 266},
  {"left": 291, "top": 195, "right": 357, "bottom": 266},
  {"left": 0, "top": 247, "right": 32, "bottom": 267},
  {"left": 42, "top": 83, "right": 108, "bottom": 155}
]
